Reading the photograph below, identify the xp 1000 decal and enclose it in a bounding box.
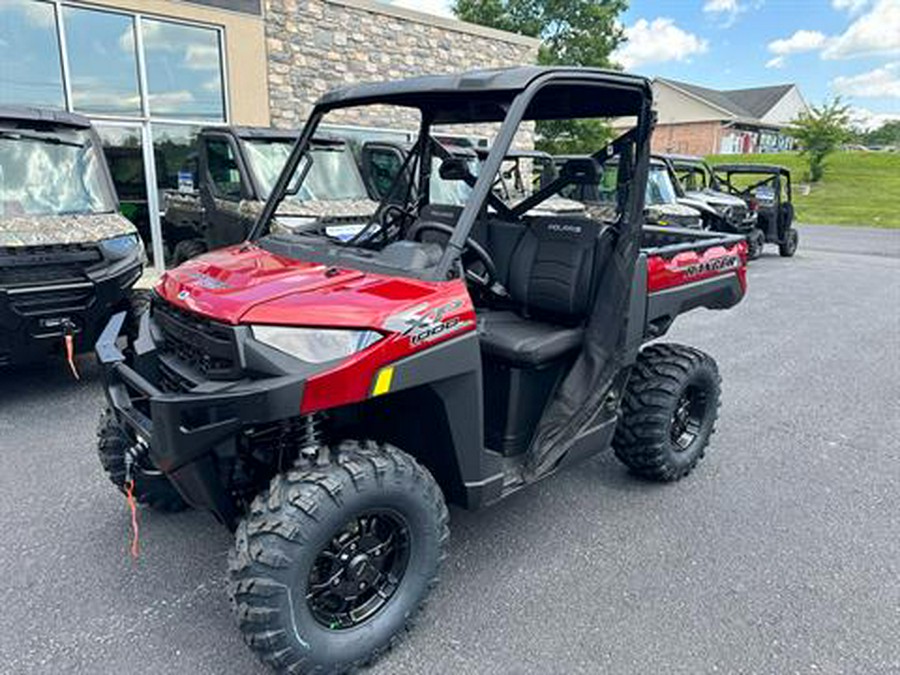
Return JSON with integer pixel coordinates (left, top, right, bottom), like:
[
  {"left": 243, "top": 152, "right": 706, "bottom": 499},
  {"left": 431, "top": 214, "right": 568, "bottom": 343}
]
[{"left": 384, "top": 299, "right": 474, "bottom": 347}]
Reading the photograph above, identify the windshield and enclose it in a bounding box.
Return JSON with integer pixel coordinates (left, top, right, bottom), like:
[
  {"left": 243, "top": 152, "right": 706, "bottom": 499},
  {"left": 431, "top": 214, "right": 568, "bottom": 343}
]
[
  {"left": 646, "top": 164, "right": 678, "bottom": 206},
  {"left": 0, "top": 129, "right": 114, "bottom": 217},
  {"left": 245, "top": 139, "right": 368, "bottom": 202}
]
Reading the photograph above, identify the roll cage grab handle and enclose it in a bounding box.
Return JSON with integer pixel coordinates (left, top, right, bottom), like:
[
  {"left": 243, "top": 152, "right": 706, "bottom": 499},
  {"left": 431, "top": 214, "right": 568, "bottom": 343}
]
[{"left": 249, "top": 73, "right": 653, "bottom": 281}]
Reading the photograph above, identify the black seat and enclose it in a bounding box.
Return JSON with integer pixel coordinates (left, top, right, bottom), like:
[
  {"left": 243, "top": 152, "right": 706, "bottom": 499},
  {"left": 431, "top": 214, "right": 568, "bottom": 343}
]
[{"left": 478, "top": 216, "right": 602, "bottom": 367}]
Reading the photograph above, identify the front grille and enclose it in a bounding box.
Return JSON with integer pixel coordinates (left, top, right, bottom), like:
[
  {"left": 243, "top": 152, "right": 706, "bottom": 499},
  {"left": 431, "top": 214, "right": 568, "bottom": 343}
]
[
  {"left": 152, "top": 299, "right": 242, "bottom": 382},
  {"left": 727, "top": 204, "right": 748, "bottom": 226},
  {"left": 8, "top": 284, "right": 95, "bottom": 317},
  {"left": 0, "top": 243, "right": 101, "bottom": 291}
]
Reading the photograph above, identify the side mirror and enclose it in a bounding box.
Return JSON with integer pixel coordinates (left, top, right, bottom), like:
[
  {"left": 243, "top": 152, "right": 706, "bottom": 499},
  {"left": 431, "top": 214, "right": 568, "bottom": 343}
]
[{"left": 439, "top": 157, "right": 475, "bottom": 182}]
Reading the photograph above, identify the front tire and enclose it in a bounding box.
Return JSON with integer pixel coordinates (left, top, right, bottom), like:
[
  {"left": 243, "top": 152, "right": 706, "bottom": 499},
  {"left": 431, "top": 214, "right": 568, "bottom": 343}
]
[
  {"left": 97, "top": 410, "right": 188, "bottom": 512},
  {"left": 613, "top": 344, "right": 721, "bottom": 481},
  {"left": 779, "top": 228, "right": 799, "bottom": 257},
  {"left": 228, "top": 441, "right": 449, "bottom": 675},
  {"left": 747, "top": 229, "right": 764, "bottom": 260}
]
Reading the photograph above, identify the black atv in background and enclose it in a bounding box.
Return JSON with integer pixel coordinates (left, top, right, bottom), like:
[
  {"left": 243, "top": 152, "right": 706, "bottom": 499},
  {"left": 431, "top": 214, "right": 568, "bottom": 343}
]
[{"left": 713, "top": 163, "right": 798, "bottom": 257}]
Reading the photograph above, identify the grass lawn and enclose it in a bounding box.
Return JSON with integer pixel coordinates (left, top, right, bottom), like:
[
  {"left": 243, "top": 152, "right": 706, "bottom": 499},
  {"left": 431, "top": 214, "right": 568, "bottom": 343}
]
[{"left": 704, "top": 151, "right": 900, "bottom": 228}]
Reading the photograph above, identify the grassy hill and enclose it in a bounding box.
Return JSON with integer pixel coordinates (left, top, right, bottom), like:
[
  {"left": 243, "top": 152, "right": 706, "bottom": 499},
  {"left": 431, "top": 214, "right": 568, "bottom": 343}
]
[{"left": 704, "top": 151, "right": 900, "bottom": 228}]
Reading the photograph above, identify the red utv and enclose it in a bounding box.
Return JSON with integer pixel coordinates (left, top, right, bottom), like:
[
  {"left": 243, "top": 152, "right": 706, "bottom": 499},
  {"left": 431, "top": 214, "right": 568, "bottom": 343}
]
[{"left": 95, "top": 67, "right": 747, "bottom": 674}]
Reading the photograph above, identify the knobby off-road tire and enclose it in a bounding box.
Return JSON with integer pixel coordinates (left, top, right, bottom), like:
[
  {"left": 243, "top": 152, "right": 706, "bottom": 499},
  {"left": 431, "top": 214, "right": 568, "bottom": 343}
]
[
  {"left": 779, "top": 228, "right": 799, "bottom": 257},
  {"left": 172, "top": 239, "right": 206, "bottom": 266},
  {"left": 228, "top": 440, "right": 449, "bottom": 675},
  {"left": 747, "top": 229, "right": 764, "bottom": 260},
  {"left": 97, "top": 410, "right": 188, "bottom": 512},
  {"left": 126, "top": 288, "right": 152, "bottom": 343},
  {"left": 613, "top": 344, "right": 721, "bottom": 481}
]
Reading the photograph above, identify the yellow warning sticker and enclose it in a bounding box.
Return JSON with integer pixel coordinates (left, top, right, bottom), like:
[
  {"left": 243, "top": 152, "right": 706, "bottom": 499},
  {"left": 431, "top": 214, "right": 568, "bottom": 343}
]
[{"left": 372, "top": 366, "right": 394, "bottom": 396}]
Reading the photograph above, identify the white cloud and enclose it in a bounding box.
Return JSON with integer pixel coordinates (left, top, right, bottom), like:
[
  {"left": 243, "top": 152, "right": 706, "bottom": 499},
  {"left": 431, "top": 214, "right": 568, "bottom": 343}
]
[
  {"left": 389, "top": 0, "right": 454, "bottom": 18},
  {"left": 831, "top": 0, "right": 869, "bottom": 13},
  {"left": 613, "top": 18, "right": 708, "bottom": 70},
  {"left": 833, "top": 62, "right": 900, "bottom": 97},
  {"left": 849, "top": 106, "right": 900, "bottom": 131},
  {"left": 703, "top": 0, "right": 739, "bottom": 12},
  {"left": 768, "top": 30, "right": 827, "bottom": 55},
  {"left": 702, "top": 0, "right": 746, "bottom": 27},
  {"left": 823, "top": 0, "right": 900, "bottom": 59},
  {"left": 765, "top": 56, "right": 785, "bottom": 69}
]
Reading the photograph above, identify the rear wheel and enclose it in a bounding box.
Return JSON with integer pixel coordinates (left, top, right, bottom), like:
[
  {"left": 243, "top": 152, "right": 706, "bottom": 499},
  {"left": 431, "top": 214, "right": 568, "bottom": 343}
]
[
  {"left": 96, "top": 410, "right": 187, "bottom": 512},
  {"left": 779, "top": 228, "right": 799, "bottom": 257},
  {"left": 228, "top": 440, "right": 448, "bottom": 675},
  {"left": 613, "top": 344, "right": 721, "bottom": 481}
]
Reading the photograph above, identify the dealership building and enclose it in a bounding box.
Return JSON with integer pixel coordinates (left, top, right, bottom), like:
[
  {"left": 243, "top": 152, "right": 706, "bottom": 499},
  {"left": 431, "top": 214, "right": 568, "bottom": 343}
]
[{"left": 0, "top": 0, "right": 538, "bottom": 268}]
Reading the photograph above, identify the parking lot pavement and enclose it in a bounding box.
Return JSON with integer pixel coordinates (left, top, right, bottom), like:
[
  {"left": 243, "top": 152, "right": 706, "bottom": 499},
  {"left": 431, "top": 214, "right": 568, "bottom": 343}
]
[{"left": 1, "top": 224, "right": 898, "bottom": 675}]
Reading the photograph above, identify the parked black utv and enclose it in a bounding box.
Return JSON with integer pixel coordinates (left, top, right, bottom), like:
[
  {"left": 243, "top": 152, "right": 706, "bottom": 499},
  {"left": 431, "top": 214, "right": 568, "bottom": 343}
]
[
  {"left": 0, "top": 107, "right": 144, "bottom": 366},
  {"left": 713, "top": 163, "right": 798, "bottom": 257}
]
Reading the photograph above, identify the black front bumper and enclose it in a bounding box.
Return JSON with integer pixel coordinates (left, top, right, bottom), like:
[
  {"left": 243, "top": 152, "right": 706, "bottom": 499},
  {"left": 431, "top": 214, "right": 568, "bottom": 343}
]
[
  {"left": 0, "top": 258, "right": 141, "bottom": 366},
  {"left": 96, "top": 308, "right": 319, "bottom": 526}
]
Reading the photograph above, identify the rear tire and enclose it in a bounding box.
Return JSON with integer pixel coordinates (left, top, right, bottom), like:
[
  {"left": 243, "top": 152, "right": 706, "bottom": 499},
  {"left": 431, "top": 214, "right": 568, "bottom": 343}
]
[
  {"left": 613, "top": 344, "right": 721, "bottom": 481},
  {"left": 97, "top": 410, "right": 188, "bottom": 512},
  {"left": 779, "top": 228, "right": 799, "bottom": 257},
  {"left": 228, "top": 440, "right": 448, "bottom": 675}
]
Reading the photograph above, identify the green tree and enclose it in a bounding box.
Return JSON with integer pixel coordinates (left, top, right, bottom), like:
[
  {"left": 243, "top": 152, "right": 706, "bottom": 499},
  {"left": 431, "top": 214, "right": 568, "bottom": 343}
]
[
  {"left": 788, "top": 97, "right": 853, "bottom": 182},
  {"left": 454, "top": 0, "right": 628, "bottom": 153},
  {"left": 862, "top": 120, "right": 900, "bottom": 147}
]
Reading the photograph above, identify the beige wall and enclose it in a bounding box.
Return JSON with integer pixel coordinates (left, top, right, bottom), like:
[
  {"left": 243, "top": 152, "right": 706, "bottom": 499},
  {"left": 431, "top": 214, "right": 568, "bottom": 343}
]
[
  {"left": 83, "top": 0, "right": 270, "bottom": 126},
  {"left": 653, "top": 81, "right": 730, "bottom": 125}
]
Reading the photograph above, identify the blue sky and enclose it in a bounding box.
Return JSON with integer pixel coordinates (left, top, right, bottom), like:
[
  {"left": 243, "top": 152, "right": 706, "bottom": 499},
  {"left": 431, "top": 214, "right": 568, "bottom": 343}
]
[{"left": 386, "top": 0, "right": 900, "bottom": 129}]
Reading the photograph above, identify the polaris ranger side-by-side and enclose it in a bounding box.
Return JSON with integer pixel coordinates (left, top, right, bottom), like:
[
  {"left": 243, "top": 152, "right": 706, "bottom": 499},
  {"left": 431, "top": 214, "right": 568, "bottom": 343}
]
[
  {"left": 0, "top": 107, "right": 144, "bottom": 367},
  {"left": 714, "top": 163, "right": 798, "bottom": 257},
  {"left": 556, "top": 153, "right": 706, "bottom": 228},
  {"left": 163, "top": 126, "right": 378, "bottom": 264},
  {"left": 95, "top": 67, "right": 747, "bottom": 674},
  {"left": 660, "top": 154, "right": 763, "bottom": 259}
]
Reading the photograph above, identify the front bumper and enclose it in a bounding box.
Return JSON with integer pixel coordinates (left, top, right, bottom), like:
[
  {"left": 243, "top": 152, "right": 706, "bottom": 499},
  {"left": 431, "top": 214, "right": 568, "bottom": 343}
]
[
  {"left": 0, "top": 256, "right": 141, "bottom": 366},
  {"left": 96, "top": 308, "right": 322, "bottom": 526}
]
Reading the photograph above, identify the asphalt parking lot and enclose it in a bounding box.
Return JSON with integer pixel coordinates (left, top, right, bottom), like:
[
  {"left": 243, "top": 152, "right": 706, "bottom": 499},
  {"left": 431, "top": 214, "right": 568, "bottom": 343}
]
[{"left": 1, "top": 224, "right": 898, "bottom": 675}]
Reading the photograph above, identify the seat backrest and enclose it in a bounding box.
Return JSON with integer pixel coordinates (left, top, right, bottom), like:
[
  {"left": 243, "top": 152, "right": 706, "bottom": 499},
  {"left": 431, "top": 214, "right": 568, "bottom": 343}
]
[{"left": 506, "top": 217, "right": 598, "bottom": 324}]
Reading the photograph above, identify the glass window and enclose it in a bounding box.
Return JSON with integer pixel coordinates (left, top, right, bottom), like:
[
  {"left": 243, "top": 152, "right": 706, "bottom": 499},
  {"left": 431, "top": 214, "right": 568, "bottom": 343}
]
[
  {"left": 152, "top": 124, "right": 201, "bottom": 196},
  {"left": 62, "top": 7, "right": 141, "bottom": 116},
  {"left": 0, "top": 126, "right": 115, "bottom": 216},
  {"left": 94, "top": 124, "right": 149, "bottom": 242},
  {"left": 205, "top": 138, "right": 242, "bottom": 200},
  {"left": 364, "top": 147, "right": 405, "bottom": 200},
  {"left": 0, "top": 1, "right": 64, "bottom": 108},
  {"left": 142, "top": 18, "right": 225, "bottom": 121},
  {"left": 275, "top": 143, "right": 369, "bottom": 203}
]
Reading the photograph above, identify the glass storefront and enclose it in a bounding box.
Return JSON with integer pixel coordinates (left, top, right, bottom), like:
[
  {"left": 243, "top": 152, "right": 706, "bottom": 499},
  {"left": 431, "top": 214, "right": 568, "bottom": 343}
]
[{"left": 0, "top": 0, "right": 228, "bottom": 268}]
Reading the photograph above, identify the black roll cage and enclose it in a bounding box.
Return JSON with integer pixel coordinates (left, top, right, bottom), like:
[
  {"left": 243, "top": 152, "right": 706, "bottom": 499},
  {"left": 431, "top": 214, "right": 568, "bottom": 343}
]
[{"left": 250, "top": 69, "right": 654, "bottom": 281}]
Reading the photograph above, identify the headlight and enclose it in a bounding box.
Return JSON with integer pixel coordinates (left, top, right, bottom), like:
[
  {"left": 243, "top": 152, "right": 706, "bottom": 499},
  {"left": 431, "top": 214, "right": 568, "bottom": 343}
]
[
  {"left": 100, "top": 233, "right": 140, "bottom": 260},
  {"left": 250, "top": 325, "right": 382, "bottom": 363}
]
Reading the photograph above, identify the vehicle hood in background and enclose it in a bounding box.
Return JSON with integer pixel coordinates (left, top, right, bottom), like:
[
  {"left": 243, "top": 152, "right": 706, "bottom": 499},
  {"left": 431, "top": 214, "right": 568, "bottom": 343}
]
[{"left": 0, "top": 212, "right": 136, "bottom": 247}]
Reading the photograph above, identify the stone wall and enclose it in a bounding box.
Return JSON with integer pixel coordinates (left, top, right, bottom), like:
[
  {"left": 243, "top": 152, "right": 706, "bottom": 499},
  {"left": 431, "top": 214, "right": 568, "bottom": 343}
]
[{"left": 263, "top": 0, "right": 539, "bottom": 138}]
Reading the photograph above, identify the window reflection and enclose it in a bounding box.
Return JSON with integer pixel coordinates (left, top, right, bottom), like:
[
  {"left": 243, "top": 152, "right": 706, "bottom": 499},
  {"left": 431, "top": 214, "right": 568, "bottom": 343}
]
[
  {"left": 0, "top": 127, "right": 114, "bottom": 216},
  {"left": 63, "top": 7, "right": 141, "bottom": 116},
  {"left": 142, "top": 19, "right": 225, "bottom": 121},
  {"left": 0, "top": 0, "right": 64, "bottom": 108}
]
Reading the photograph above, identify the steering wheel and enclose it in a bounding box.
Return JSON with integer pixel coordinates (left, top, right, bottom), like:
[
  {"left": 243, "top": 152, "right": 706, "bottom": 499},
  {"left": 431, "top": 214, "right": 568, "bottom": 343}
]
[{"left": 409, "top": 221, "right": 501, "bottom": 291}]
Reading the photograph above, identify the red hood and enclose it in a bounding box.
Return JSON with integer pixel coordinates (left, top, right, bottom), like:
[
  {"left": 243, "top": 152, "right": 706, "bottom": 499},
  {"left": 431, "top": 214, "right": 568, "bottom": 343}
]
[{"left": 157, "top": 243, "right": 446, "bottom": 328}]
